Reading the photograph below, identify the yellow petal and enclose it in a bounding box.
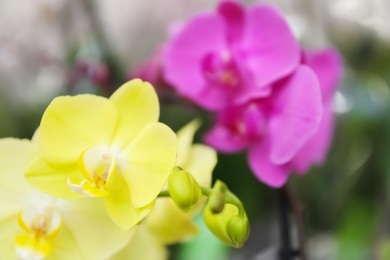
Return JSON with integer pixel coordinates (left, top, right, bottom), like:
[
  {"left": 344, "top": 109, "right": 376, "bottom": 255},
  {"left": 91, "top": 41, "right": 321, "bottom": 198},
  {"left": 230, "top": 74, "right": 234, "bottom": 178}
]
[
  {"left": 146, "top": 198, "right": 199, "bottom": 245},
  {"left": 49, "top": 225, "right": 85, "bottom": 260},
  {"left": 39, "top": 95, "right": 117, "bottom": 164},
  {"left": 176, "top": 119, "right": 201, "bottom": 166},
  {"left": 109, "top": 79, "right": 159, "bottom": 150},
  {"left": 103, "top": 173, "right": 153, "bottom": 230},
  {"left": 110, "top": 226, "right": 168, "bottom": 260},
  {"left": 121, "top": 122, "right": 177, "bottom": 208},
  {"left": 0, "top": 139, "right": 38, "bottom": 220},
  {"left": 0, "top": 217, "right": 20, "bottom": 259},
  {"left": 25, "top": 157, "right": 84, "bottom": 199},
  {"left": 183, "top": 144, "right": 217, "bottom": 188},
  {"left": 57, "top": 198, "right": 133, "bottom": 259},
  {"left": 31, "top": 127, "right": 40, "bottom": 144}
]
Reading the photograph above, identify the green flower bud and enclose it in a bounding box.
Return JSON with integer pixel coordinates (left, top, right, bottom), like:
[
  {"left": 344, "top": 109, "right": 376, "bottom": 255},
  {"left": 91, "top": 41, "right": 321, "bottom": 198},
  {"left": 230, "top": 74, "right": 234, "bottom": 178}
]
[
  {"left": 203, "top": 203, "right": 238, "bottom": 246},
  {"left": 203, "top": 182, "right": 250, "bottom": 248},
  {"left": 226, "top": 215, "right": 250, "bottom": 248},
  {"left": 207, "top": 180, "right": 227, "bottom": 214},
  {"left": 168, "top": 167, "right": 202, "bottom": 212}
]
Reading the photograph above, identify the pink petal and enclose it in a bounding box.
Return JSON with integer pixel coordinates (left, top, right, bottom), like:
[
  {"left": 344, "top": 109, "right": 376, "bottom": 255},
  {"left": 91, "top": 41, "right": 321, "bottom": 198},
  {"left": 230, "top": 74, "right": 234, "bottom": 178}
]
[
  {"left": 248, "top": 139, "right": 290, "bottom": 188},
  {"left": 163, "top": 13, "right": 227, "bottom": 98},
  {"left": 240, "top": 4, "right": 300, "bottom": 87},
  {"left": 269, "top": 65, "right": 323, "bottom": 165},
  {"left": 235, "top": 83, "right": 273, "bottom": 104},
  {"left": 304, "top": 48, "right": 342, "bottom": 101},
  {"left": 195, "top": 83, "right": 232, "bottom": 110},
  {"left": 291, "top": 103, "right": 334, "bottom": 173},
  {"left": 218, "top": 1, "right": 245, "bottom": 46},
  {"left": 204, "top": 125, "right": 249, "bottom": 153},
  {"left": 244, "top": 104, "right": 265, "bottom": 139}
]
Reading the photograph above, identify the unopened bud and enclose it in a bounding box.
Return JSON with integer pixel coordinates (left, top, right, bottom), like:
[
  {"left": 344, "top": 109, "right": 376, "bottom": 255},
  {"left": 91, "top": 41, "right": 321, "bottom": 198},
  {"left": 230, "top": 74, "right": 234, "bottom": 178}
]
[
  {"left": 226, "top": 215, "right": 250, "bottom": 248},
  {"left": 203, "top": 183, "right": 250, "bottom": 248},
  {"left": 168, "top": 167, "right": 202, "bottom": 212},
  {"left": 207, "top": 180, "right": 227, "bottom": 214}
]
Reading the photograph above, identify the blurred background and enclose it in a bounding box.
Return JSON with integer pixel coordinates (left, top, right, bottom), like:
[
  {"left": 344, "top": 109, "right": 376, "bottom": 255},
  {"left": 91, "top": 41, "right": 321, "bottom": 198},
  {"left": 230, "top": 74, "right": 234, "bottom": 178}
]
[{"left": 1, "top": 0, "right": 390, "bottom": 259}]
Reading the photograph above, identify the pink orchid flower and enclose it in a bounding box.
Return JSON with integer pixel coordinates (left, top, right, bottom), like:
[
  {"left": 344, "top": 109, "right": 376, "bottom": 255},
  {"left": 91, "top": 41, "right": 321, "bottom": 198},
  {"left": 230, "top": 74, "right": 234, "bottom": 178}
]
[
  {"left": 162, "top": 1, "right": 300, "bottom": 111},
  {"left": 204, "top": 50, "right": 341, "bottom": 187},
  {"left": 292, "top": 49, "right": 342, "bottom": 173}
]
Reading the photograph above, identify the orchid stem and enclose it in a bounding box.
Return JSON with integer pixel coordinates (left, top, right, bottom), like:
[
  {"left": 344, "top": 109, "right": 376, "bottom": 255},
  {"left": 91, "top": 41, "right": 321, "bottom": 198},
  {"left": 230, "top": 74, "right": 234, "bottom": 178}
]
[
  {"left": 286, "top": 185, "right": 308, "bottom": 260},
  {"left": 277, "top": 185, "right": 307, "bottom": 260},
  {"left": 278, "top": 187, "right": 294, "bottom": 260}
]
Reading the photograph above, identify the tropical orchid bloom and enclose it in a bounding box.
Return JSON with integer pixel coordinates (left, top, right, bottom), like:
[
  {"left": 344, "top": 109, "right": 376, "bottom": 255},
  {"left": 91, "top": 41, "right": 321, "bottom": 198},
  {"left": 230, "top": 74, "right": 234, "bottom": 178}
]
[
  {"left": 205, "top": 49, "right": 342, "bottom": 187},
  {"left": 112, "top": 120, "right": 217, "bottom": 259},
  {"left": 25, "top": 79, "right": 178, "bottom": 230},
  {"left": 163, "top": 1, "right": 300, "bottom": 111},
  {"left": 0, "top": 138, "right": 133, "bottom": 259},
  {"left": 204, "top": 65, "right": 323, "bottom": 187}
]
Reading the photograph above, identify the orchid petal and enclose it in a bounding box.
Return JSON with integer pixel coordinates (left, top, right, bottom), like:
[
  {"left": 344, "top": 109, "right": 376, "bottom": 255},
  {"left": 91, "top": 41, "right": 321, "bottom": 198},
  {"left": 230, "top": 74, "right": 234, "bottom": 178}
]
[
  {"left": 204, "top": 125, "right": 248, "bottom": 153},
  {"left": 292, "top": 104, "right": 334, "bottom": 173},
  {"left": 39, "top": 95, "right": 117, "bottom": 164},
  {"left": 241, "top": 4, "right": 300, "bottom": 87},
  {"left": 195, "top": 83, "right": 233, "bottom": 110},
  {"left": 121, "top": 122, "right": 177, "bottom": 208},
  {"left": 176, "top": 119, "right": 201, "bottom": 167},
  {"left": 103, "top": 172, "right": 151, "bottom": 230},
  {"left": 248, "top": 139, "right": 290, "bottom": 188},
  {"left": 163, "top": 12, "right": 226, "bottom": 97},
  {"left": 0, "top": 139, "right": 37, "bottom": 219},
  {"left": 304, "top": 48, "right": 342, "bottom": 101},
  {"left": 111, "top": 226, "right": 168, "bottom": 260},
  {"left": 109, "top": 79, "right": 159, "bottom": 150},
  {"left": 50, "top": 226, "right": 85, "bottom": 260},
  {"left": 58, "top": 199, "right": 133, "bottom": 259},
  {"left": 269, "top": 65, "right": 322, "bottom": 164},
  {"left": 218, "top": 1, "right": 245, "bottom": 45},
  {"left": 0, "top": 218, "right": 19, "bottom": 259},
  {"left": 146, "top": 198, "right": 199, "bottom": 245},
  {"left": 25, "top": 157, "right": 84, "bottom": 199}
]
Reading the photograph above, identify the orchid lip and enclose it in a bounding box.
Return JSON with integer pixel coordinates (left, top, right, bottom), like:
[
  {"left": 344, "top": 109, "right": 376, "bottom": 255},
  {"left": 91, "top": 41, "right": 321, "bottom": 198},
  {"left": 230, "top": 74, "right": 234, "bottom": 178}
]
[
  {"left": 15, "top": 202, "right": 62, "bottom": 260},
  {"left": 202, "top": 52, "right": 242, "bottom": 89},
  {"left": 68, "top": 147, "right": 117, "bottom": 197}
]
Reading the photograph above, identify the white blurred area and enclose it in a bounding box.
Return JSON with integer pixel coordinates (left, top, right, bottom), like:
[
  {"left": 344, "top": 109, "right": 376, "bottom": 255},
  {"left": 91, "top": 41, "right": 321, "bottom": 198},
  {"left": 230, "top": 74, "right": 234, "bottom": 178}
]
[
  {"left": 0, "top": 0, "right": 389, "bottom": 107},
  {"left": 94, "top": 0, "right": 220, "bottom": 69},
  {"left": 0, "top": 0, "right": 93, "bottom": 107}
]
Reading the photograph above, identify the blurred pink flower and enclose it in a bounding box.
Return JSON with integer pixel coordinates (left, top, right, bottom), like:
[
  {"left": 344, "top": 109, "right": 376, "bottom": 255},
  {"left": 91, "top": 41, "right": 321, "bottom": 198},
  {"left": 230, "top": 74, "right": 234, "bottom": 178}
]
[
  {"left": 291, "top": 49, "right": 342, "bottom": 173},
  {"left": 162, "top": 1, "right": 300, "bottom": 111},
  {"left": 205, "top": 49, "right": 341, "bottom": 187},
  {"left": 205, "top": 65, "right": 322, "bottom": 187}
]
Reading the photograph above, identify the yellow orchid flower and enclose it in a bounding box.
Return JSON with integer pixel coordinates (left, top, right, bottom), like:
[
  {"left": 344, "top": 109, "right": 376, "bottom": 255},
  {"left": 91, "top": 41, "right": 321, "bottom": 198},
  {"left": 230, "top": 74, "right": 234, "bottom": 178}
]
[
  {"left": 111, "top": 119, "right": 217, "bottom": 259},
  {"left": 0, "top": 138, "right": 133, "bottom": 259},
  {"left": 25, "top": 79, "right": 178, "bottom": 230}
]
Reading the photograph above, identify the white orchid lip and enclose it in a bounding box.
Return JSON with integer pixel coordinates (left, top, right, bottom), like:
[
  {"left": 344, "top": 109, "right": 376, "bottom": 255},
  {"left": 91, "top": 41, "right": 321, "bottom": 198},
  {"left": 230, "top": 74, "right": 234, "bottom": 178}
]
[
  {"left": 15, "top": 202, "right": 62, "bottom": 260},
  {"left": 68, "top": 147, "right": 117, "bottom": 197}
]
